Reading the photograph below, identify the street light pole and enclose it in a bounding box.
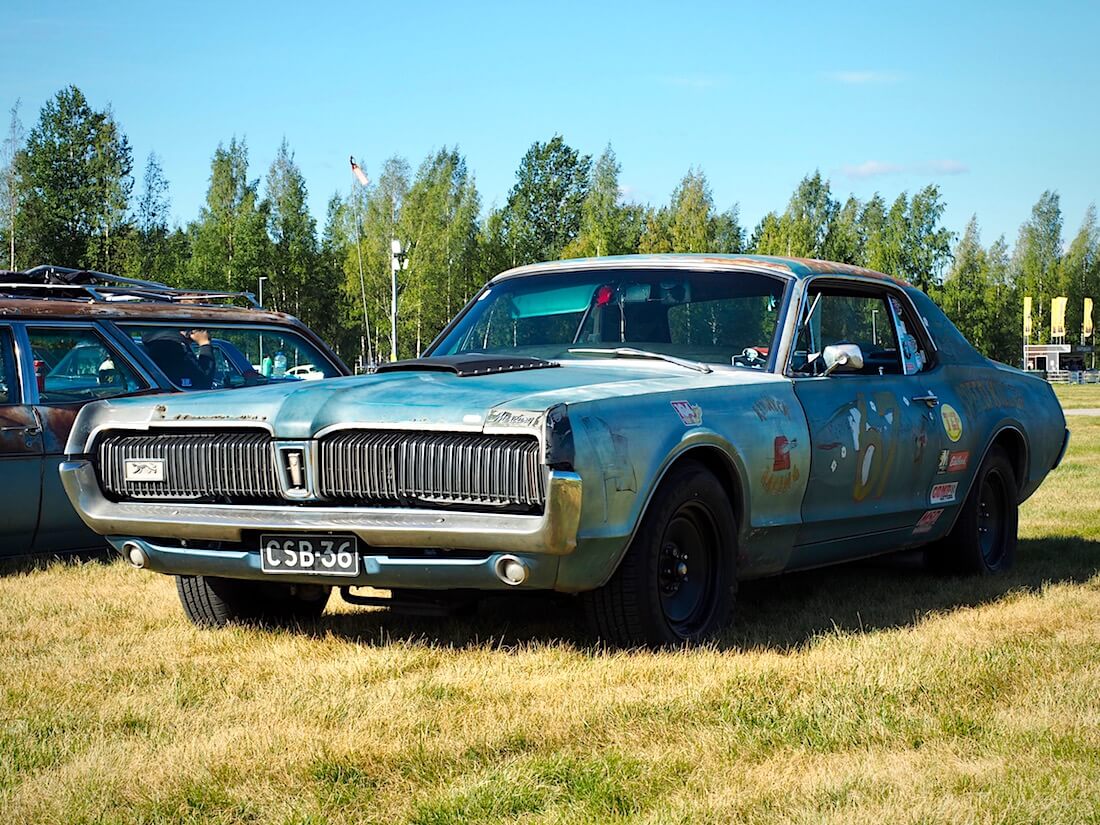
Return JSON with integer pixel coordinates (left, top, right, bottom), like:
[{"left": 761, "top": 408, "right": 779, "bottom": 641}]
[
  {"left": 390, "top": 238, "right": 406, "bottom": 362},
  {"left": 257, "top": 276, "right": 268, "bottom": 367}
]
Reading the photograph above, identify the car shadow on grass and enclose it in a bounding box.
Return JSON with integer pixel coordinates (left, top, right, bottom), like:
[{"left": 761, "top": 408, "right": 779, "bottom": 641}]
[
  {"left": 293, "top": 537, "right": 1100, "bottom": 652},
  {"left": 0, "top": 547, "right": 113, "bottom": 577}
]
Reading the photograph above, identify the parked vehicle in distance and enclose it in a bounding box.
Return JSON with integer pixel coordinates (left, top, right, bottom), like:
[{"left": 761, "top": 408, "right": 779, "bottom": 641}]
[
  {"left": 0, "top": 265, "right": 348, "bottom": 560},
  {"left": 60, "top": 255, "right": 1069, "bottom": 647},
  {"left": 286, "top": 364, "right": 325, "bottom": 380}
]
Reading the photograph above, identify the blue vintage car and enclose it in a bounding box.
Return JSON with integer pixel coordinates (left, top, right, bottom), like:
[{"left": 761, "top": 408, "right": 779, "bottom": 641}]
[{"left": 60, "top": 255, "right": 1069, "bottom": 646}]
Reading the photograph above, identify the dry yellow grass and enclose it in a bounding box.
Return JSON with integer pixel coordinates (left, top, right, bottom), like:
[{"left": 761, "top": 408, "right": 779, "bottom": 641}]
[{"left": 2, "top": 422, "right": 1099, "bottom": 824}]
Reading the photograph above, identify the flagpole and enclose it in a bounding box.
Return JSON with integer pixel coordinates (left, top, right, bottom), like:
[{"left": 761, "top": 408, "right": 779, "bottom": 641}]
[{"left": 350, "top": 157, "right": 372, "bottom": 371}]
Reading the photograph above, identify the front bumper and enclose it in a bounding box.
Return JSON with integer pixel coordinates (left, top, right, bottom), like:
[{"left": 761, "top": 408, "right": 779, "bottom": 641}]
[
  {"left": 59, "top": 460, "right": 583, "bottom": 556},
  {"left": 108, "top": 536, "right": 560, "bottom": 590}
]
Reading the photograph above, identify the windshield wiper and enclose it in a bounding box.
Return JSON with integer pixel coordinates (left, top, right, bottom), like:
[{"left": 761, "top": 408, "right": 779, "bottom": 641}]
[{"left": 567, "top": 347, "right": 713, "bottom": 374}]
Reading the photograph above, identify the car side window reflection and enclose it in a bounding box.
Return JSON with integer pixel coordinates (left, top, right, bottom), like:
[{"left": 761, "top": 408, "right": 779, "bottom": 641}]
[
  {"left": 0, "top": 328, "right": 17, "bottom": 404},
  {"left": 28, "top": 327, "right": 147, "bottom": 403}
]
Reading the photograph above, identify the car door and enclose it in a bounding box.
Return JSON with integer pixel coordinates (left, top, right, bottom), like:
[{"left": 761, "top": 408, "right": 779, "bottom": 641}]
[
  {"left": 0, "top": 324, "right": 44, "bottom": 557},
  {"left": 26, "top": 323, "right": 152, "bottom": 554},
  {"left": 788, "top": 280, "right": 942, "bottom": 564}
]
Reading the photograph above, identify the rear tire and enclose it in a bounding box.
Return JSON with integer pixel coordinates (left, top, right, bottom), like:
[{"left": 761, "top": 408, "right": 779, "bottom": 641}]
[
  {"left": 583, "top": 460, "right": 737, "bottom": 648},
  {"left": 175, "top": 575, "right": 330, "bottom": 627},
  {"left": 925, "top": 445, "right": 1018, "bottom": 575}
]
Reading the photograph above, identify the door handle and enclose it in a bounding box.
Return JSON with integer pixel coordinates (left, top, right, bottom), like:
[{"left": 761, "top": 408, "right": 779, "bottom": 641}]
[
  {"left": 912, "top": 393, "right": 939, "bottom": 407},
  {"left": 0, "top": 424, "right": 42, "bottom": 435}
]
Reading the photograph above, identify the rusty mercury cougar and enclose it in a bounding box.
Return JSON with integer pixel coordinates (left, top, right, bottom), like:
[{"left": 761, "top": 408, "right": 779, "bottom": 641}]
[{"left": 61, "top": 255, "right": 1068, "bottom": 646}]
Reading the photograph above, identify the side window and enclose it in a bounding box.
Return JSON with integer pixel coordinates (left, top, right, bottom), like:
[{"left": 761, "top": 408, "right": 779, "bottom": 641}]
[
  {"left": 0, "top": 328, "right": 18, "bottom": 404},
  {"left": 28, "top": 327, "right": 147, "bottom": 403},
  {"left": 887, "top": 295, "right": 932, "bottom": 374},
  {"left": 793, "top": 289, "right": 901, "bottom": 375}
]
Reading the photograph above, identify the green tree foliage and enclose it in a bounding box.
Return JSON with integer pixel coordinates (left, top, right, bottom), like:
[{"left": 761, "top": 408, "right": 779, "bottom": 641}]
[
  {"left": 14, "top": 86, "right": 134, "bottom": 270},
  {"left": 753, "top": 172, "right": 837, "bottom": 258},
  {"left": 397, "top": 148, "right": 480, "bottom": 356},
  {"left": 1058, "top": 204, "right": 1099, "bottom": 343},
  {"left": 984, "top": 236, "right": 1020, "bottom": 364},
  {"left": 563, "top": 145, "right": 642, "bottom": 258},
  {"left": 639, "top": 168, "right": 743, "bottom": 255},
  {"left": 126, "top": 152, "right": 172, "bottom": 282},
  {"left": 502, "top": 135, "right": 590, "bottom": 265},
  {"left": 1013, "top": 191, "right": 1063, "bottom": 343},
  {"left": 265, "top": 139, "right": 319, "bottom": 322},
  {"left": 941, "top": 216, "right": 993, "bottom": 351},
  {"left": 188, "top": 137, "right": 270, "bottom": 292},
  {"left": 904, "top": 185, "right": 954, "bottom": 292},
  {"left": 824, "top": 196, "right": 863, "bottom": 264}
]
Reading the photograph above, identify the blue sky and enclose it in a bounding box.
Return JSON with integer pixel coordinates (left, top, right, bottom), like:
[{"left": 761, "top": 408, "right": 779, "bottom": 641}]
[{"left": 3, "top": 0, "right": 1098, "bottom": 249}]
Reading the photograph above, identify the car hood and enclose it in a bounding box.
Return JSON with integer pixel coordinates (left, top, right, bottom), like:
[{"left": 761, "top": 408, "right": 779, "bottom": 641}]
[{"left": 68, "top": 360, "right": 788, "bottom": 447}]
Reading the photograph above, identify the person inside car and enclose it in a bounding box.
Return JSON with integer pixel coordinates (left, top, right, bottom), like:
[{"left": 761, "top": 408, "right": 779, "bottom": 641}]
[{"left": 141, "top": 328, "right": 216, "bottom": 389}]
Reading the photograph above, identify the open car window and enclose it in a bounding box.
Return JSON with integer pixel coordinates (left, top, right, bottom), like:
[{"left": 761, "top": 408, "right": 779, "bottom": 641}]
[
  {"left": 430, "top": 269, "right": 788, "bottom": 369},
  {"left": 792, "top": 288, "right": 903, "bottom": 376},
  {"left": 28, "top": 326, "right": 147, "bottom": 403},
  {"left": 119, "top": 323, "right": 342, "bottom": 391}
]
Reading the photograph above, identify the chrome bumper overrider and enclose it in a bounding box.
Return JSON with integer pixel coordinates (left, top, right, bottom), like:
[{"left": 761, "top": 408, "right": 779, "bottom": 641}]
[{"left": 60, "top": 460, "right": 582, "bottom": 556}]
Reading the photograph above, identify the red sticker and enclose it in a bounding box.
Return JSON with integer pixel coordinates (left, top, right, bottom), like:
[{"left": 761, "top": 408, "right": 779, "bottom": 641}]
[
  {"left": 947, "top": 451, "right": 969, "bottom": 472},
  {"left": 930, "top": 482, "right": 958, "bottom": 505},
  {"left": 914, "top": 509, "right": 944, "bottom": 534}
]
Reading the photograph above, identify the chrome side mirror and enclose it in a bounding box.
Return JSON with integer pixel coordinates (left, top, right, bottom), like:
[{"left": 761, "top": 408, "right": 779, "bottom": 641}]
[{"left": 822, "top": 344, "right": 864, "bottom": 376}]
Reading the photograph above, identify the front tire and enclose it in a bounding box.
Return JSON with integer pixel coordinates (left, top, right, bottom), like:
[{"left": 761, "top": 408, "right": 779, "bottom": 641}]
[
  {"left": 175, "top": 575, "right": 330, "bottom": 627},
  {"left": 925, "top": 445, "right": 1018, "bottom": 575},
  {"left": 583, "top": 460, "right": 737, "bottom": 648}
]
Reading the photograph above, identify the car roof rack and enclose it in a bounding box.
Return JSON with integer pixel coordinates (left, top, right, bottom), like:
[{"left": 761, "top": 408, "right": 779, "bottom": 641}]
[{"left": 0, "top": 264, "right": 261, "bottom": 308}]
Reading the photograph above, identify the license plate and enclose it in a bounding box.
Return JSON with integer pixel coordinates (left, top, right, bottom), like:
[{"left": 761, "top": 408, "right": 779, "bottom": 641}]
[{"left": 259, "top": 534, "right": 360, "bottom": 577}]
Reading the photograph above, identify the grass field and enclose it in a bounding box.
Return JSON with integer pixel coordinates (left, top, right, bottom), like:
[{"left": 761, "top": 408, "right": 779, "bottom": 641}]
[
  {"left": 1052, "top": 383, "right": 1100, "bottom": 410},
  {"left": 2, "top": 423, "right": 1099, "bottom": 824}
]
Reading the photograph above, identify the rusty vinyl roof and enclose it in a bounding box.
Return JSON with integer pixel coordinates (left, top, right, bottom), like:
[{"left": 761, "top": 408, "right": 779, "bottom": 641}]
[
  {"left": 494, "top": 254, "right": 911, "bottom": 286},
  {"left": 0, "top": 295, "right": 303, "bottom": 326}
]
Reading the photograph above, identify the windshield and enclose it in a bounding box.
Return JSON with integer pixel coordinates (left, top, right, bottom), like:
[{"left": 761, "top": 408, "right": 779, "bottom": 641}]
[
  {"left": 120, "top": 323, "right": 342, "bottom": 391},
  {"left": 429, "top": 268, "right": 789, "bottom": 368}
]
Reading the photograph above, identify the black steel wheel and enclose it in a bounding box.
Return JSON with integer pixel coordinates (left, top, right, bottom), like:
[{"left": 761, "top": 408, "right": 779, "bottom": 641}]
[
  {"left": 583, "top": 459, "right": 737, "bottom": 648},
  {"left": 175, "top": 575, "right": 330, "bottom": 627},
  {"left": 925, "top": 445, "right": 1018, "bottom": 575}
]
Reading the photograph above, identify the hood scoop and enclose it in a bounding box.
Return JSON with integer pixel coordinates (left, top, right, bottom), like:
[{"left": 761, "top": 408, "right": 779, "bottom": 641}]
[{"left": 373, "top": 354, "right": 559, "bottom": 378}]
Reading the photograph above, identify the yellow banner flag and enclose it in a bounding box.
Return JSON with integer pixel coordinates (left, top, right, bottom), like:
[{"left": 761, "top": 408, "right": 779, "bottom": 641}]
[
  {"left": 1085, "top": 298, "right": 1094, "bottom": 338},
  {"left": 1052, "top": 296, "right": 1068, "bottom": 338},
  {"left": 1023, "top": 296, "right": 1033, "bottom": 338}
]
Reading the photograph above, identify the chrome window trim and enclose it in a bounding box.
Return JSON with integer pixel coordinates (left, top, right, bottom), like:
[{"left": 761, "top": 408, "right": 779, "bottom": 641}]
[{"left": 782, "top": 274, "right": 939, "bottom": 379}]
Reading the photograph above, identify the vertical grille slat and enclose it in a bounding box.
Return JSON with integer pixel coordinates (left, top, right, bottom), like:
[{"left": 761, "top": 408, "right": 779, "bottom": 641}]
[{"left": 318, "top": 430, "right": 546, "bottom": 509}]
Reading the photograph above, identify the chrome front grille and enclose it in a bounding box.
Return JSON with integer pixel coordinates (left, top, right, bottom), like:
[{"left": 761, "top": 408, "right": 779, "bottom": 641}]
[
  {"left": 318, "top": 430, "right": 546, "bottom": 509},
  {"left": 98, "top": 430, "right": 278, "bottom": 501}
]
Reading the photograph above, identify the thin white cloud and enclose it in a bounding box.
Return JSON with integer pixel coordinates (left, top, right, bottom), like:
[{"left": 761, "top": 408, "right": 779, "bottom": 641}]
[
  {"left": 841, "top": 159, "right": 970, "bottom": 179},
  {"left": 826, "top": 70, "right": 902, "bottom": 85}
]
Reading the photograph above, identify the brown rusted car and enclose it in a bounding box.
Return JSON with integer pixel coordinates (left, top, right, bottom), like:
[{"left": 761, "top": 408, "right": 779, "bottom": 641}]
[{"left": 0, "top": 265, "right": 348, "bottom": 559}]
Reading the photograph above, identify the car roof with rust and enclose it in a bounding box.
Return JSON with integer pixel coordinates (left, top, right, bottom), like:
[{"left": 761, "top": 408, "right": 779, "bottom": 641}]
[
  {"left": 0, "top": 294, "right": 306, "bottom": 326},
  {"left": 493, "top": 254, "right": 911, "bottom": 286}
]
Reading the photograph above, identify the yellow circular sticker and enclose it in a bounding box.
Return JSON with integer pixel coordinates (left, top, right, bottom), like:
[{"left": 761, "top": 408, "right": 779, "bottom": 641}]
[{"left": 941, "top": 404, "right": 963, "bottom": 442}]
